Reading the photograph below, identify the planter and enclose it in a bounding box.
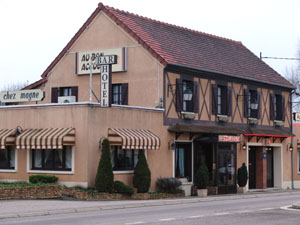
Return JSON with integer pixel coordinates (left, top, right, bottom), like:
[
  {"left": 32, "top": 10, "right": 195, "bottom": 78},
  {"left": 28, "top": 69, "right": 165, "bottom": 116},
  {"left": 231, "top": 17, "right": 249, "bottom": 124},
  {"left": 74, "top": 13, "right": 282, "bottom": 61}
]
[
  {"left": 237, "top": 186, "right": 247, "bottom": 194},
  {"left": 197, "top": 189, "right": 208, "bottom": 197}
]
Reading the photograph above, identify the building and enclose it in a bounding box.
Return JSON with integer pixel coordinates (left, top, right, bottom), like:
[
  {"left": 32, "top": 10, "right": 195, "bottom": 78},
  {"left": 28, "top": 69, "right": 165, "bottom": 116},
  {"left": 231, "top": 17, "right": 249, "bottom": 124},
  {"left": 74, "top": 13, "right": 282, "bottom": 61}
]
[{"left": 0, "top": 3, "right": 295, "bottom": 194}]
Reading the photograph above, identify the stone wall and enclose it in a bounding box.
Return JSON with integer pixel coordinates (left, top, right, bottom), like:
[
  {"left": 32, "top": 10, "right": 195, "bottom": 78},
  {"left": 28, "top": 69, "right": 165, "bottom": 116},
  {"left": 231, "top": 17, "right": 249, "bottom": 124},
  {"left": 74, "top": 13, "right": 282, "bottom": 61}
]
[{"left": 0, "top": 185, "right": 62, "bottom": 200}]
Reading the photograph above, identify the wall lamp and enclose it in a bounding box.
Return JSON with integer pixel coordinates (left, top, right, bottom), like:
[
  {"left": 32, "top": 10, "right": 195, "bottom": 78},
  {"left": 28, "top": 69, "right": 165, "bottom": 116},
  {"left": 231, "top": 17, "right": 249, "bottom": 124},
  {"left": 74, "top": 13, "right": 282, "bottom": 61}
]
[
  {"left": 288, "top": 144, "right": 293, "bottom": 152},
  {"left": 241, "top": 143, "right": 246, "bottom": 150}
]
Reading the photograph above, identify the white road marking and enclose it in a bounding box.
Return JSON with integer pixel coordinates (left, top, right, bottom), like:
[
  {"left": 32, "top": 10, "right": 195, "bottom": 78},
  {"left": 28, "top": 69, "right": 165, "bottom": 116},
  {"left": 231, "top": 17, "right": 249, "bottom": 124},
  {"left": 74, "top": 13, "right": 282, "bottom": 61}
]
[
  {"left": 214, "top": 212, "right": 230, "bottom": 216},
  {"left": 236, "top": 210, "right": 253, "bottom": 213},
  {"left": 259, "top": 208, "right": 274, "bottom": 211},
  {"left": 125, "top": 222, "right": 145, "bottom": 225},
  {"left": 188, "top": 215, "right": 205, "bottom": 218},
  {"left": 280, "top": 205, "right": 300, "bottom": 211},
  {"left": 159, "top": 218, "right": 176, "bottom": 221}
]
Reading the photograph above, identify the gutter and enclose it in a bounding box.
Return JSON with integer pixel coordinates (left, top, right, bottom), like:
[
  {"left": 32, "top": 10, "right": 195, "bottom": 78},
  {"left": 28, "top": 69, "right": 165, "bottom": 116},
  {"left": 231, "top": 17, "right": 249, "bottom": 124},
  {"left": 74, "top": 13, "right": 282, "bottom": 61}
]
[{"left": 167, "top": 63, "right": 295, "bottom": 90}]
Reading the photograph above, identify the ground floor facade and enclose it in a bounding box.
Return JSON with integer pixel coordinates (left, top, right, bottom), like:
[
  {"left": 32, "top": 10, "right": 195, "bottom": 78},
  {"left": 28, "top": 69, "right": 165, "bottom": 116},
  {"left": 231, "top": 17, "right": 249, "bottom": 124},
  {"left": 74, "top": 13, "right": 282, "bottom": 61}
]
[{"left": 0, "top": 103, "right": 296, "bottom": 195}]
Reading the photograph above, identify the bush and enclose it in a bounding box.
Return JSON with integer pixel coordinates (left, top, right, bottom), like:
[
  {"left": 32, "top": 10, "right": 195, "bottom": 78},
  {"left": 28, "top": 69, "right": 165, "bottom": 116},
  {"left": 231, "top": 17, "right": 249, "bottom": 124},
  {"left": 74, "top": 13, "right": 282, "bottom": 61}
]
[
  {"left": 133, "top": 150, "right": 151, "bottom": 193},
  {"left": 237, "top": 163, "right": 248, "bottom": 187},
  {"left": 29, "top": 175, "right": 58, "bottom": 184},
  {"left": 194, "top": 164, "right": 209, "bottom": 189},
  {"left": 156, "top": 177, "right": 182, "bottom": 194},
  {"left": 113, "top": 181, "right": 134, "bottom": 195},
  {"left": 95, "top": 139, "right": 114, "bottom": 193}
]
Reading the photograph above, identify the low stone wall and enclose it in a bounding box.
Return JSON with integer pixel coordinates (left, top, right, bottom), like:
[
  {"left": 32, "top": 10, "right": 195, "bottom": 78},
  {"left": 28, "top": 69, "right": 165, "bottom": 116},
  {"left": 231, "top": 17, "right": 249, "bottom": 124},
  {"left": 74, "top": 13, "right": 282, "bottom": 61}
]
[
  {"left": 62, "top": 187, "right": 184, "bottom": 200},
  {"left": 0, "top": 185, "right": 62, "bottom": 200},
  {"left": 0, "top": 185, "right": 184, "bottom": 200}
]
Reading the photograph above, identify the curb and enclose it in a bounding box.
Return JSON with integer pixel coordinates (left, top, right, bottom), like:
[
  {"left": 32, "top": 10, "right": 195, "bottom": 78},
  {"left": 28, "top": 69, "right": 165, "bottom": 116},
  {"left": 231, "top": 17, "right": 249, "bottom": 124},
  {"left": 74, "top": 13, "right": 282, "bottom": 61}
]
[{"left": 0, "top": 190, "right": 299, "bottom": 220}]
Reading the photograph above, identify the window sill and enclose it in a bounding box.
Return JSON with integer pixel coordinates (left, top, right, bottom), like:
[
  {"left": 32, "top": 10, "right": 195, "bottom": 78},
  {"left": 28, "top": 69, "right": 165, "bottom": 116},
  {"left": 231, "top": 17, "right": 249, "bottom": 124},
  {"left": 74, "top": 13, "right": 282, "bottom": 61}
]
[
  {"left": 113, "top": 170, "right": 134, "bottom": 175},
  {"left": 27, "top": 170, "right": 74, "bottom": 175},
  {"left": 0, "top": 169, "right": 16, "bottom": 173}
]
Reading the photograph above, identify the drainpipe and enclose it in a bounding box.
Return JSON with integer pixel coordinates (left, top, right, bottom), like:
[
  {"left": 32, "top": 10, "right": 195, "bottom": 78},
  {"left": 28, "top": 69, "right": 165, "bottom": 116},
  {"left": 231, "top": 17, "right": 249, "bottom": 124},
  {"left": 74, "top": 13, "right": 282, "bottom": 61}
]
[{"left": 291, "top": 91, "right": 294, "bottom": 189}]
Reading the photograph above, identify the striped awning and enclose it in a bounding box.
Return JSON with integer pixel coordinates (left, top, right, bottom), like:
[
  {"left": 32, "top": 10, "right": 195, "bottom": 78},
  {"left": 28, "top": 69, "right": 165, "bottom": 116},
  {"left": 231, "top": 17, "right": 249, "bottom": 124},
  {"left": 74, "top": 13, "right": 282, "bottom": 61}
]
[
  {"left": 108, "top": 128, "right": 160, "bottom": 150},
  {"left": 16, "top": 128, "right": 75, "bottom": 150},
  {"left": 0, "top": 129, "right": 16, "bottom": 149}
]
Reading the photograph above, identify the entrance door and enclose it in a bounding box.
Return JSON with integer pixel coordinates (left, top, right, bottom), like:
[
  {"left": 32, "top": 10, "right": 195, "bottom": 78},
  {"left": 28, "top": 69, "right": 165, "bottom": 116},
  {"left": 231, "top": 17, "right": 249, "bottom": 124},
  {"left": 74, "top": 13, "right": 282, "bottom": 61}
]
[
  {"left": 248, "top": 147, "right": 256, "bottom": 189},
  {"left": 217, "top": 143, "right": 237, "bottom": 194},
  {"left": 175, "top": 143, "right": 192, "bottom": 182},
  {"left": 267, "top": 148, "right": 274, "bottom": 188}
]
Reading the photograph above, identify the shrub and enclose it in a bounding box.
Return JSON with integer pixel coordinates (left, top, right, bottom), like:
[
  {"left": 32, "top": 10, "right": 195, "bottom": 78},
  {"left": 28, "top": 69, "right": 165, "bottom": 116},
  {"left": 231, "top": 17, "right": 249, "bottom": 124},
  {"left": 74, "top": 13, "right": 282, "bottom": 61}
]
[
  {"left": 156, "top": 177, "right": 182, "bottom": 194},
  {"left": 29, "top": 175, "right": 58, "bottom": 184},
  {"left": 194, "top": 164, "right": 209, "bottom": 189},
  {"left": 113, "top": 181, "right": 134, "bottom": 195},
  {"left": 237, "top": 163, "right": 248, "bottom": 187},
  {"left": 133, "top": 150, "right": 151, "bottom": 193},
  {"left": 95, "top": 139, "right": 114, "bottom": 193}
]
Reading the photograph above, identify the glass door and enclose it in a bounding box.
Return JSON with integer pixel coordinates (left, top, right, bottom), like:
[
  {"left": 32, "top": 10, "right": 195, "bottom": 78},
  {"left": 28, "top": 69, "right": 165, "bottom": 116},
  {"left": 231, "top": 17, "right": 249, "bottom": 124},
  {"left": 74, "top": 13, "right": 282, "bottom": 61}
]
[{"left": 217, "top": 143, "right": 237, "bottom": 194}]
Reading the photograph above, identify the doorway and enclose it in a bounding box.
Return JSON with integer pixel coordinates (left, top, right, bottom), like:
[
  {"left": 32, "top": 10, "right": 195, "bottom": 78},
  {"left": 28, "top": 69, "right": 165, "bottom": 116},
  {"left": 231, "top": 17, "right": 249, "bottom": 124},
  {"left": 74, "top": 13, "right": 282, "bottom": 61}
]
[
  {"left": 267, "top": 148, "right": 274, "bottom": 188},
  {"left": 248, "top": 147, "right": 256, "bottom": 189}
]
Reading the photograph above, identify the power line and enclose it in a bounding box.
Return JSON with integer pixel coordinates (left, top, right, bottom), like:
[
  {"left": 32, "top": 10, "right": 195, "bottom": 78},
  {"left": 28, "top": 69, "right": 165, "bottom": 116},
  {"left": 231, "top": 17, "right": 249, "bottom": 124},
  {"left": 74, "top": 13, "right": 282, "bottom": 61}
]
[{"left": 260, "top": 52, "right": 300, "bottom": 61}]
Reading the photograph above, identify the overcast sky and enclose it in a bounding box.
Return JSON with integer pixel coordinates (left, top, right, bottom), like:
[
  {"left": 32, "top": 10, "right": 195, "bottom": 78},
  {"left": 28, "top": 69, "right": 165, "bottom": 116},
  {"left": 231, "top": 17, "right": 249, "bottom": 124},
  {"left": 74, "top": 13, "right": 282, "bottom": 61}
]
[{"left": 0, "top": 0, "right": 299, "bottom": 89}]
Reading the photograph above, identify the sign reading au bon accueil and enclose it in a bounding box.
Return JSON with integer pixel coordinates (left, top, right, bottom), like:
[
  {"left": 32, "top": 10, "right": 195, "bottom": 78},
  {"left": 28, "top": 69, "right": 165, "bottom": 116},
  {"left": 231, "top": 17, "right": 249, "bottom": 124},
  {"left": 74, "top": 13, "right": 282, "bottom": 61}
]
[
  {"left": 76, "top": 47, "right": 127, "bottom": 75},
  {"left": 97, "top": 55, "right": 117, "bottom": 107},
  {"left": 0, "top": 89, "right": 45, "bottom": 103}
]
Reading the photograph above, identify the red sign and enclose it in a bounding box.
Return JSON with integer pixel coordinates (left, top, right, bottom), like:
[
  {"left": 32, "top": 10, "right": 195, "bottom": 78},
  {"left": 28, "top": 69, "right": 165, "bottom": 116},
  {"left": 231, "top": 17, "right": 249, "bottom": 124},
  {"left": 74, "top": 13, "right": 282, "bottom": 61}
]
[{"left": 218, "top": 135, "right": 240, "bottom": 143}]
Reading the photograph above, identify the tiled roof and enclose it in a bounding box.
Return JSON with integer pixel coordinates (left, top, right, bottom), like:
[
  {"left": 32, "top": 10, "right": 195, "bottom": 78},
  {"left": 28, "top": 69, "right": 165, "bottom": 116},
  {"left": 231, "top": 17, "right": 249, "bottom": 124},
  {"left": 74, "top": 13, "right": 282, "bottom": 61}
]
[{"left": 25, "top": 3, "right": 294, "bottom": 89}]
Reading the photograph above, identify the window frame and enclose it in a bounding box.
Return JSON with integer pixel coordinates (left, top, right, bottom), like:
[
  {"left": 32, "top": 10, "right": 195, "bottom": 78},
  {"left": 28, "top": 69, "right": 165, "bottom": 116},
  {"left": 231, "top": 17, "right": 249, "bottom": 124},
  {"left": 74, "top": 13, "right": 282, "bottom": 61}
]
[
  {"left": 112, "top": 84, "right": 122, "bottom": 105},
  {"left": 217, "top": 85, "right": 227, "bottom": 115},
  {"left": 111, "top": 146, "right": 138, "bottom": 171},
  {"left": 31, "top": 147, "right": 72, "bottom": 172},
  {"left": 0, "top": 146, "right": 16, "bottom": 170},
  {"left": 182, "top": 80, "right": 194, "bottom": 112},
  {"left": 248, "top": 90, "right": 258, "bottom": 118}
]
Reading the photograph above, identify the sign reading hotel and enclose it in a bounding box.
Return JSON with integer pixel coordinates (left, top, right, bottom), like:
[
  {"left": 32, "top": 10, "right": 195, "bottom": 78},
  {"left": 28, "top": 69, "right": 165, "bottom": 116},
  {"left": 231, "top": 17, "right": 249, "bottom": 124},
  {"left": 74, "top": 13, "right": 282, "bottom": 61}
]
[
  {"left": 97, "top": 55, "right": 117, "bottom": 107},
  {"left": 218, "top": 135, "right": 240, "bottom": 143},
  {"left": 294, "top": 113, "right": 300, "bottom": 121},
  {"left": 76, "top": 47, "right": 127, "bottom": 75},
  {"left": 0, "top": 89, "right": 45, "bottom": 103}
]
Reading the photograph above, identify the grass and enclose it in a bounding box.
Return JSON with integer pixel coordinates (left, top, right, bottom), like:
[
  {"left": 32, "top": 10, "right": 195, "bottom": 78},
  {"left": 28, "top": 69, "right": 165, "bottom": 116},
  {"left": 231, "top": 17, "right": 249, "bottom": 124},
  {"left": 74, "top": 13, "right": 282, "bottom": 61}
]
[{"left": 0, "top": 182, "right": 57, "bottom": 188}]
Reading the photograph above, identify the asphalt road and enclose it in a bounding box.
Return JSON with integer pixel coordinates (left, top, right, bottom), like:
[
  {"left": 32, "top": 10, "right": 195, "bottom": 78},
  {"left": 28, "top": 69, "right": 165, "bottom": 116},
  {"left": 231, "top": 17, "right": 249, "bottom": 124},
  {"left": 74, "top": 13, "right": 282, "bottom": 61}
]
[{"left": 1, "top": 193, "right": 300, "bottom": 225}]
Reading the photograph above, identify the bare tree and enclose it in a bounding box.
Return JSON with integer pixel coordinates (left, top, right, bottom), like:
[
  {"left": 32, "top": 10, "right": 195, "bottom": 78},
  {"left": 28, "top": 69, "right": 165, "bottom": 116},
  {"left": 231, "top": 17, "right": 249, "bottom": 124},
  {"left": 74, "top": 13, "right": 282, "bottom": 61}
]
[
  {"left": 284, "top": 42, "right": 300, "bottom": 112},
  {"left": 0, "top": 81, "right": 28, "bottom": 92}
]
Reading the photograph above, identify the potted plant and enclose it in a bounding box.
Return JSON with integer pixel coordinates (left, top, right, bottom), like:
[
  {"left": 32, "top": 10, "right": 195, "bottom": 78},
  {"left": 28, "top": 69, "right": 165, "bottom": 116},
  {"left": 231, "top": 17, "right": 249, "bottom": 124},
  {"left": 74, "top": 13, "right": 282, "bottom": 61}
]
[
  {"left": 237, "top": 163, "right": 248, "bottom": 193},
  {"left": 194, "top": 164, "right": 209, "bottom": 197}
]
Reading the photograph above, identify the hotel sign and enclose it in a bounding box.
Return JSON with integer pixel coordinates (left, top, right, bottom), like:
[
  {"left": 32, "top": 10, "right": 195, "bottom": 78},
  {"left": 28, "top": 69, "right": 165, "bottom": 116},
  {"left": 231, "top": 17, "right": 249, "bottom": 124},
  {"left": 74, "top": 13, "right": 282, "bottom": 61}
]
[
  {"left": 0, "top": 89, "right": 44, "bottom": 103},
  {"left": 294, "top": 113, "right": 300, "bottom": 121},
  {"left": 97, "top": 55, "right": 117, "bottom": 107},
  {"left": 218, "top": 135, "right": 240, "bottom": 143},
  {"left": 76, "top": 47, "right": 127, "bottom": 75}
]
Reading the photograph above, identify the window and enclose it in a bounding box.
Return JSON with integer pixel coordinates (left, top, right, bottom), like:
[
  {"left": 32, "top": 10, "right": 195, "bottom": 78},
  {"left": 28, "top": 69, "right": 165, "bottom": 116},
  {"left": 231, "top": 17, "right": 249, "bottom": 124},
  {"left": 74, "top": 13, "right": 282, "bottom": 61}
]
[
  {"left": 31, "top": 146, "right": 72, "bottom": 171},
  {"left": 182, "top": 81, "right": 193, "bottom": 112},
  {"left": 248, "top": 90, "right": 258, "bottom": 118},
  {"left": 217, "top": 86, "right": 227, "bottom": 115},
  {"left": 175, "top": 79, "right": 199, "bottom": 113},
  {"left": 298, "top": 151, "right": 300, "bottom": 173},
  {"left": 175, "top": 143, "right": 192, "bottom": 182},
  {"left": 51, "top": 86, "right": 78, "bottom": 103},
  {"left": 0, "top": 147, "right": 15, "bottom": 170},
  {"left": 112, "top": 83, "right": 128, "bottom": 105},
  {"left": 270, "top": 93, "right": 285, "bottom": 121},
  {"left": 111, "top": 146, "right": 138, "bottom": 171},
  {"left": 212, "top": 84, "right": 232, "bottom": 116}
]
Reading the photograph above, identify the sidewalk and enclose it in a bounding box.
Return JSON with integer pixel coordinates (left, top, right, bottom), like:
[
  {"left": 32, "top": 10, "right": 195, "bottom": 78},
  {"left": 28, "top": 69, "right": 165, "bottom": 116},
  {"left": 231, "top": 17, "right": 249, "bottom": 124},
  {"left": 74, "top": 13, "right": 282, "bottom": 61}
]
[{"left": 0, "top": 188, "right": 299, "bottom": 219}]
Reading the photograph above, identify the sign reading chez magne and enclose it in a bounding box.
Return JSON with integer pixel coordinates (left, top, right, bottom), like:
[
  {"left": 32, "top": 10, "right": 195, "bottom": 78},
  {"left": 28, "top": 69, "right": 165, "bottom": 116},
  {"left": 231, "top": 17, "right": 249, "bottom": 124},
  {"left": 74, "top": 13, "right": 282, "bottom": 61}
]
[
  {"left": 76, "top": 47, "right": 127, "bottom": 75},
  {"left": 218, "top": 135, "right": 240, "bottom": 143},
  {"left": 0, "top": 89, "right": 45, "bottom": 103}
]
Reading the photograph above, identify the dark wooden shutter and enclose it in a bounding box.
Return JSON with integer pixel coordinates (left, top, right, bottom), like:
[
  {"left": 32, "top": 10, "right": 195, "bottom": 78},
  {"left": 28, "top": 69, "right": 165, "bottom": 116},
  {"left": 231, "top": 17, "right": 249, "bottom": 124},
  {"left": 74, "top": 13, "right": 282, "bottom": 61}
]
[
  {"left": 257, "top": 93, "right": 261, "bottom": 119},
  {"left": 270, "top": 94, "right": 275, "bottom": 120},
  {"left": 176, "top": 79, "right": 183, "bottom": 112},
  {"left": 71, "top": 86, "right": 78, "bottom": 102},
  {"left": 211, "top": 84, "right": 218, "bottom": 115},
  {"left": 244, "top": 89, "right": 249, "bottom": 118},
  {"left": 227, "top": 87, "right": 232, "bottom": 116},
  {"left": 281, "top": 95, "right": 285, "bottom": 121},
  {"left": 193, "top": 81, "right": 199, "bottom": 113},
  {"left": 51, "top": 87, "right": 59, "bottom": 103},
  {"left": 121, "top": 83, "right": 128, "bottom": 105}
]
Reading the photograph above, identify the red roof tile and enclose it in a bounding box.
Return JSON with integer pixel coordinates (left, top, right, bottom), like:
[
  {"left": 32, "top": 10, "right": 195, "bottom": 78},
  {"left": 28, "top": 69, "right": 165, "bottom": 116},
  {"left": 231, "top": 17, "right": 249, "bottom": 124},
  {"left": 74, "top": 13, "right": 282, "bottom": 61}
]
[{"left": 25, "top": 3, "right": 294, "bottom": 89}]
